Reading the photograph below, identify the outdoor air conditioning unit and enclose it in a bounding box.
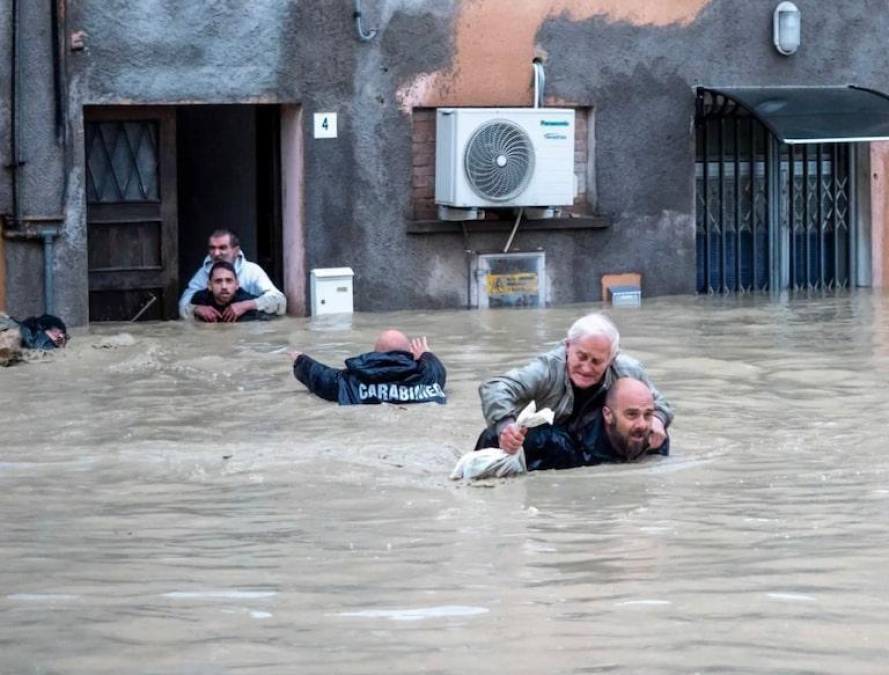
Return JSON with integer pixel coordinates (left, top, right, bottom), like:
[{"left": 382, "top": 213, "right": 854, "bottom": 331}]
[{"left": 435, "top": 108, "right": 575, "bottom": 216}]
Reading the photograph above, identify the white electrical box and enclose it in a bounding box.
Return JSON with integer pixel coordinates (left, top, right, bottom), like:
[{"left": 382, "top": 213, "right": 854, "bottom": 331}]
[{"left": 310, "top": 267, "right": 354, "bottom": 315}]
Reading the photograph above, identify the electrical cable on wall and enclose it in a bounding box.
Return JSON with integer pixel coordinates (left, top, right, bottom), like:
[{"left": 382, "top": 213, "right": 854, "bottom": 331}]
[{"left": 353, "top": 0, "right": 377, "bottom": 42}]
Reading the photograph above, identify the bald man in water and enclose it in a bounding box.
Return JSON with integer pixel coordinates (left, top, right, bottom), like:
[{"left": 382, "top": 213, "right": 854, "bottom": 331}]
[
  {"left": 517, "top": 377, "right": 669, "bottom": 471},
  {"left": 291, "top": 329, "right": 447, "bottom": 405}
]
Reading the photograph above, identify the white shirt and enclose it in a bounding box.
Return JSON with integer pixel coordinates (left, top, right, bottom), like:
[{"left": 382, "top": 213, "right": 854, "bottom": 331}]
[{"left": 179, "top": 252, "right": 286, "bottom": 319}]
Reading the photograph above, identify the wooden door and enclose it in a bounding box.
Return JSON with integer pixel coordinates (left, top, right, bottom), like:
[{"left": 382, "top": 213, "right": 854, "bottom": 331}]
[{"left": 86, "top": 106, "right": 178, "bottom": 321}]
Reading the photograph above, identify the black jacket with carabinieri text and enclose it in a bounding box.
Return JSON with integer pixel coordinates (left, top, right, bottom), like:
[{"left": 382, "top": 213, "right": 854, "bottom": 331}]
[{"left": 293, "top": 351, "right": 447, "bottom": 405}]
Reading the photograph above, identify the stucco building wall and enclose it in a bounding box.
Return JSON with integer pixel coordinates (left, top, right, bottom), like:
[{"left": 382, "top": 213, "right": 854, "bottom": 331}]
[{"left": 2, "top": 0, "right": 889, "bottom": 325}]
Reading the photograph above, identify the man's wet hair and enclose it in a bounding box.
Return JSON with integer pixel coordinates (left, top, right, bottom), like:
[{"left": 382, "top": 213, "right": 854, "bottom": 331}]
[
  {"left": 567, "top": 312, "right": 620, "bottom": 359},
  {"left": 209, "top": 260, "right": 238, "bottom": 279},
  {"left": 209, "top": 229, "right": 240, "bottom": 248},
  {"left": 20, "top": 314, "right": 67, "bottom": 337}
]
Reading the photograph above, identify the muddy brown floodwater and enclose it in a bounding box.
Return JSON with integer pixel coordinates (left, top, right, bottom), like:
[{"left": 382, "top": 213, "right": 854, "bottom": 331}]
[{"left": 3, "top": 292, "right": 889, "bottom": 673}]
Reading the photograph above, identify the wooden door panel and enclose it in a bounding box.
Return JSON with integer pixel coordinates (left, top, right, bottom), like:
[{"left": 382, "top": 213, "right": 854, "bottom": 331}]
[
  {"left": 87, "top": 221, "right": 162, "bottom": 271},
  {"left": 86, "top": 106, "right": 178, "bottom": 321},
  {"left": 89, "top": 289, "right": 163, "bottom": 323}
]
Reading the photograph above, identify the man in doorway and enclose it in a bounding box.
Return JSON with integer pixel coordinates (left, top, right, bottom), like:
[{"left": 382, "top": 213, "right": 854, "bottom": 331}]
[
  {"left": 291, "top": 329, "right": 447, "bottom": 405},
  {"left": 474, "top": 312, "right": 672, "bottom": 456},
  {"left": 179, "top": 229, "right": 286, "bottom": 321},
  {"left": 189, "top": 261, "right": 270, "bottom": 323}
]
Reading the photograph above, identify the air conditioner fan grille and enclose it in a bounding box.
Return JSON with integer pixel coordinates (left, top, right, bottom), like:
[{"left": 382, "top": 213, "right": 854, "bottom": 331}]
[{"left": 463, "top": 120, "right": 534, "bottom": 201}]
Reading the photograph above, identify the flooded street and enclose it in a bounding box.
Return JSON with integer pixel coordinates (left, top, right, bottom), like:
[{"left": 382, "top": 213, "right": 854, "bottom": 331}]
[{"left": 3, "top": 292, "right": 889, "bottom": 674}]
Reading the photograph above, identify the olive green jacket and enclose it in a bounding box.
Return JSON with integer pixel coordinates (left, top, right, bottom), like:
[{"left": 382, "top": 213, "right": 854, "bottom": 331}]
[{"left": 479, "top": 343, "right": 673, "bottom": 430}]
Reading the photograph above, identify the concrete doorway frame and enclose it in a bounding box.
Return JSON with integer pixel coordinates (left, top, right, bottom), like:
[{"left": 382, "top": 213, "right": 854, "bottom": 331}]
[{"left": 281, "top": 104, "right": 306, "bottom": 316}]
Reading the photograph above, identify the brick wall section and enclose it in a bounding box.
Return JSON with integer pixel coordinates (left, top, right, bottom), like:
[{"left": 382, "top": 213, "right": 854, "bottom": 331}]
[
  {"left": 412, "top": 109, "right": 438, "bottom": 220},
  {"left": 573, "top": 107, "right": 589, "bottom": 210},
  {"left": 410, "top": 107, "right": 592, "bottom": 220}
]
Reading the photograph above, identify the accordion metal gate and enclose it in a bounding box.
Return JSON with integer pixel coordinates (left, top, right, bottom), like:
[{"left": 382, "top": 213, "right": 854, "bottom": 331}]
[{"left": 695, "top": 90, "right": 855, "bottom": 294}]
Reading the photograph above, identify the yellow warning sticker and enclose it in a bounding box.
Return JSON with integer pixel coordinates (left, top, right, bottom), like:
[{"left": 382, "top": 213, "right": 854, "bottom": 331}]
[{"left": 486, "top": 272, "right": 539, "bottom": 296}]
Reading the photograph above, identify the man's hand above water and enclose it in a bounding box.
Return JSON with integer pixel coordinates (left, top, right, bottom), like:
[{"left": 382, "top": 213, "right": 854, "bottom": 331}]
[
  {"left": 649, "top": 416, "right": 667, "bottom": 450},
  {"left": 410, "top": 336, "right": 429, "bottom": 360},
  {"left": 194, "top": 305, "right": 222, "bottom": 323},
  {"left": 222, "top": 300, "right": 256, "bottom": 322},
  {"left": 498, "top": 422, "right": 528, "bottom": 455}
]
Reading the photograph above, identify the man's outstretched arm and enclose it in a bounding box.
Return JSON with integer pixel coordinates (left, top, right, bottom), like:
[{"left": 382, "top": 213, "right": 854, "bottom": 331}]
[{"left": 291, "top": 352, "right": 340, "bottom": 401}]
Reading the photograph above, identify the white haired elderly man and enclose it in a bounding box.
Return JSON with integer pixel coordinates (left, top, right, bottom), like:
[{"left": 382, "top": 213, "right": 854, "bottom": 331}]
[{"left": 475, "top": 312, "right": 672, "bottom": 467}]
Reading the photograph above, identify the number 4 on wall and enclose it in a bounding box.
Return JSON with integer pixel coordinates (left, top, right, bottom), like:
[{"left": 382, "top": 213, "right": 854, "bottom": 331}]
[{"left": 313, "top": 112, "right": 338, "bottom": 139}]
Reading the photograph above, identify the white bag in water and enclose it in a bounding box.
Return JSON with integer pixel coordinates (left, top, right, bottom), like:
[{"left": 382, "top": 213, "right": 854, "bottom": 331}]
[{"left": 450, "top": 401, "right": 555, "bottom": 480}]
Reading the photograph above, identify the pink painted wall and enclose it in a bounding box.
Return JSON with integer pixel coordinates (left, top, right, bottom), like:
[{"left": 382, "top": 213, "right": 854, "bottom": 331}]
[
  {"left": 870, "top": 142, "right": 889, "bottom": 288},
  {"left": 397, "top": 0, "right": 711, "bottom": 110}
]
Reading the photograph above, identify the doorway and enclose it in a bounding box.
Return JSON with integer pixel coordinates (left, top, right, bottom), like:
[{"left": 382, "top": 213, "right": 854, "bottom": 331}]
[
  {"left": 85, "top": 104, "right": 284, "bottom": 321},
  {"left": 176, "top": 105, "right": 283, "bottom": 297}
]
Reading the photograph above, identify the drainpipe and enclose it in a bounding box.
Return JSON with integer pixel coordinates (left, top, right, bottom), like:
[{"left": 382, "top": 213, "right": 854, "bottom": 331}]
[
  {"left": 3, "top": 218, "right": 62, "bottom": 313},
  {"left": 1, "top": 0, "right": 23, "bottom": 312},
  {"left": 36, "top": 0, "right": 70, "bottom": 314},
  {"left": 41, "top": 229, "right": 55, "bottom": 313},
  {"left": 532, "top": 59, "right": 545, "bottom": 108},
  {"left": 40, "top": 0, "right": 69, "bottom": 315},
  {"left": 50, "top": 0, "right": 67, "bottom": 145},
  {"left": 0, "top": 221, "right": 5, "bottom": 312},
  {"left": 8, "top": 0, "right": 24, "bottom": 228}
]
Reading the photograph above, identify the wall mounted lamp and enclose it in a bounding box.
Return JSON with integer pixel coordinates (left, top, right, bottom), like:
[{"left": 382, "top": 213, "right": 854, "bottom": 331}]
[{"left": 773, "top": 2, "right": 801, "bottom": 55}]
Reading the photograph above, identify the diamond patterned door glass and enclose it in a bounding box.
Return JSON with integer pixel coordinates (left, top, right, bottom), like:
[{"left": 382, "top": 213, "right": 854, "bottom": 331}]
[{"left": 86, "top": 121, "right": 160, "bottom": 202}]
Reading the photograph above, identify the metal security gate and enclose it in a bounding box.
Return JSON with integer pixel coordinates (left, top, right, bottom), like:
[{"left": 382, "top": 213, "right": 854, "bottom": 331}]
[
  {"left": 696, "top": 107, "right": 770, "bottom": 293},
  {"left": 781, "top": 143, "right": 852, "bottom": 290},
  {"left": 696, "top": 90, "right": 854, "bottom": 293}
]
